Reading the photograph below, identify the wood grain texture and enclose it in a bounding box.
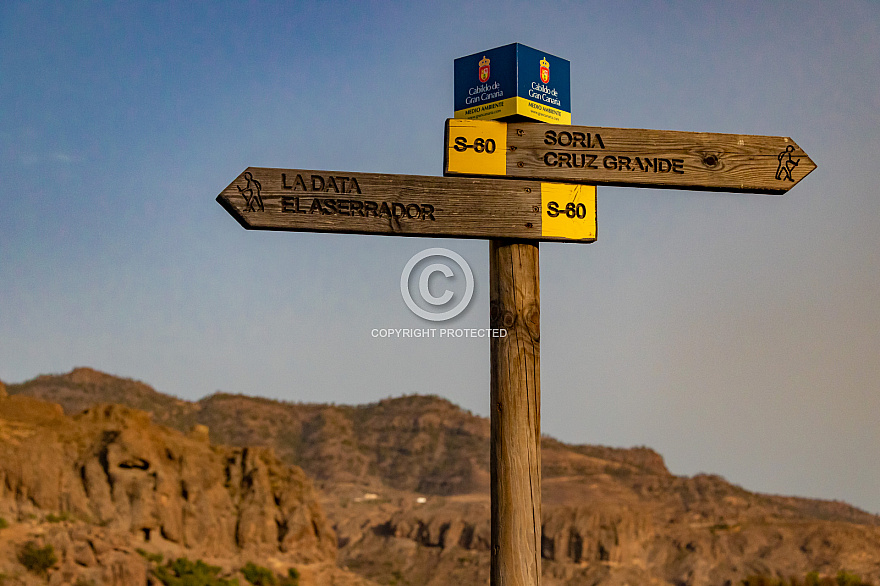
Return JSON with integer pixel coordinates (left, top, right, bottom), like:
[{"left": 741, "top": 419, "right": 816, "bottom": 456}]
[
  {"left": 444, "top": 120, "right": 817, "bottom": 194},
  {"left": 490, "top": 240, "right": 541, "bottom": 586},
  {"left": 216, "top": 167, "right": 595, "bottom": 242}
]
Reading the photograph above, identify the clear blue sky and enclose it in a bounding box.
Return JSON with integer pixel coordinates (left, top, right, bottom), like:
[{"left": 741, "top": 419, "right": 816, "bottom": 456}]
[{"left": 2, "top": 1, "right": 879, "bottom": 514}]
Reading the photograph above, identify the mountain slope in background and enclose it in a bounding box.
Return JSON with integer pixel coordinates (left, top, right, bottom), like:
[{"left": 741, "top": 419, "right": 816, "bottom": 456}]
[
  {"left": 5, "top": 368, "right": 880, "bottom": 586},
  {"left": 0, "top": 378, "right": 371, "bottom": 585}
]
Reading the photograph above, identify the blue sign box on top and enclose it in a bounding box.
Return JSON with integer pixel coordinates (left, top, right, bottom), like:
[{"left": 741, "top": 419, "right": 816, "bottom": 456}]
[{"left": 454, "top": 43, "right": 571, "bottom": 124}]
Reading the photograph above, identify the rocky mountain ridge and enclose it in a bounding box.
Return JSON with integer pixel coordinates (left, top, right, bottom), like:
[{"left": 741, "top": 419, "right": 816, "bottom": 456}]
[
  {"left": 0, "top": 384, "right": 371, "bottom": 585},
  {"left": 4, "top": 368, "right": 880, "bottom": 585}
]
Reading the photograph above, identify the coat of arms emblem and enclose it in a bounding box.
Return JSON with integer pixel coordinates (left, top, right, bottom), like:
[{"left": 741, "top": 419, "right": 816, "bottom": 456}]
[
  {"left": 540, "top": 58, "right": 550, "bottom": 84},
  {"left": 479, "top": 56, "right": 490, "bottom": 83}
]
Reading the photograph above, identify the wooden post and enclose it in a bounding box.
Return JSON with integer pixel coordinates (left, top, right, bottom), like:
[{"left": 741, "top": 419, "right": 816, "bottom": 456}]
[{"left": 490, "top": 239, "right": 541, "bottom": 586}]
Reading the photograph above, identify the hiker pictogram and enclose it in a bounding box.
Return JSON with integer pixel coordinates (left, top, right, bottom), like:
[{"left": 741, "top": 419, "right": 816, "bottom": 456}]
[
  {"left": 237, "top": 171, "right": 263, "bottom": 212},
  {"left": 776, "top": 145, "right": 800, "bottom": 182}
]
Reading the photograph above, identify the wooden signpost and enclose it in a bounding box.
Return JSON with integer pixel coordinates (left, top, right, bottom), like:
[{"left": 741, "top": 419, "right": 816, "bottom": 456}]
[
  {"left": 445, "top": 118, "right": 816, "bottom": 194},
  {"left": 217, "top": 167, "right": 596, "bottom": 242},
  {"left": 467, "top": 116, "right": 812, "bottom": 586},
  {"left": 217, "top": 46, "right": 815, "bottom": 586},
  {"left": 490, "top": 239, "right": 542, "bottom": 586}
]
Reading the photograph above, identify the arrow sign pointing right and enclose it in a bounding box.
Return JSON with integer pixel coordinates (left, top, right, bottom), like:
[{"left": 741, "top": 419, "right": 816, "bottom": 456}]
[{"left": 444, "top": 119, "right": 817, "bottom": 195}]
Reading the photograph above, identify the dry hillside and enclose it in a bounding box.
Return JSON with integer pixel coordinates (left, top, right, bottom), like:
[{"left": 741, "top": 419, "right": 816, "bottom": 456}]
[{"left": 4, "top": 368, "right": 880, "bottom": 586}]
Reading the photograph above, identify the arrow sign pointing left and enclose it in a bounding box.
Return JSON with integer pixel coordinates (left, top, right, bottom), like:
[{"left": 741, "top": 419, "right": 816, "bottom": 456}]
[{"left": 217, "top": 167, "right": 597, "bottom": 243}]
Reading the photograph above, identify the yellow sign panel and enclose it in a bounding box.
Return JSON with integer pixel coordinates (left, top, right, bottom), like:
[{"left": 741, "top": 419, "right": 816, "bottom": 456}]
[
  {"left": 541, "top": 183, "right": 597, "bottom": 240},
  {"left": 454, "top": 97, "right": 571, "bottom": 125},
  {"left": 518, "top": 97, "right": 572, "bottom": 125},
  {"left": 446, "top": 119, "right": 507, "bottom": 176},
  {"left": 454, "top": 96, "right": 520, "bottom": 121}
]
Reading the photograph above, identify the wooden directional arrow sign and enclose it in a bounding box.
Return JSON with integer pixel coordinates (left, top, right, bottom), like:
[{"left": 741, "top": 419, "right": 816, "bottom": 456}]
[
  {"left": 444, "top": 119, "right": 816, "bottom": 194},
  {"left": 216, "top": 167, "right": 596, "bottom": 242}
]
